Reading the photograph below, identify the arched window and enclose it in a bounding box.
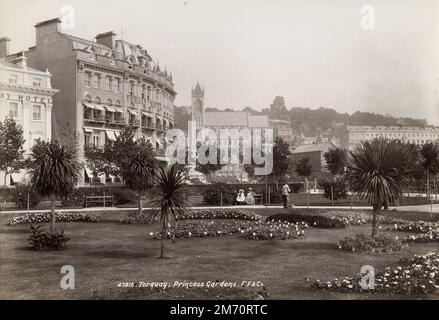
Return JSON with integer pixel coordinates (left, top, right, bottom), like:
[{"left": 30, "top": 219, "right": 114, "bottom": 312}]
[
  {"left": 115, "top": 100, "right": 121, "bottom": 107},
  {"left": 94, "top": 97, "right": 101, "bottom": 104},
  {"left": 84, "top": 95, "right": 92, "bottom": 102},
  {"left": 106, "top": 99, "right": 112, "bottom": 105}
]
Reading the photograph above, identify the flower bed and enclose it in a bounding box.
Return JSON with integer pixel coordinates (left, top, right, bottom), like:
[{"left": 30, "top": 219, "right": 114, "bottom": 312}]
[
  {"left": 321, "top": 210, "right": 395, "bottom": 226},
  {"left": 312, "top": 252, "right": 439, "bottom": 295},
  {"left": 179, "top": 209, "right": 262, "bottom": 221},
  {"left": 243, "top": 220, "right": 307, "bottom": 240},
  {"left": 7, "top": 212, "right": 99, "bottom": 226},
  {"left": 337, "top": 233, "right": 402, "bottom": 253},
  {"left": 388, "top": 220, "right": 439, "bottom": 234},
  {"left": 121, "top": 209, "right": 262, "bottom": 225},
  {"left": 267, "top": 213, "right": 346, "bottom": 229},
  {"left": 152, "top": 220, "right": 257, "bottom": 239},
  {"left": 402, "top": 232, "right": 439, "bottom": 243}
]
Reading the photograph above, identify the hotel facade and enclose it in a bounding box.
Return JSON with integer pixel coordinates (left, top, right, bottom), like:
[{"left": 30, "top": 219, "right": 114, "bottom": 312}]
[
  {"left": 339, "top": 125, "right": 439, "bottom": 150},
  {"left": 0, "top": 38, "right": 58, "bottom": 185},
  {"left": 6, "top": 18, "right": 176, "bottom": 185}
]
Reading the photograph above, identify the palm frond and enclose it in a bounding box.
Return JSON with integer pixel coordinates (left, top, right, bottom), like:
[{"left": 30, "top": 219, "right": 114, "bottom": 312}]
[
  {"left": 29, "top": 140, "right": 81, "bottom": 197},
  {"left": 147, "top": 163, "right": 190, "bottom": 223},
  {"left": 346, "top": 138, "right": 418, "bottom": 206}
]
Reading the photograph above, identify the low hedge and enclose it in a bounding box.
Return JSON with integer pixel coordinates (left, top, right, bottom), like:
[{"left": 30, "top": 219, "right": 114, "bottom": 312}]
[{"left": 267, "top": 213, "right": 347, "bottom": 229}]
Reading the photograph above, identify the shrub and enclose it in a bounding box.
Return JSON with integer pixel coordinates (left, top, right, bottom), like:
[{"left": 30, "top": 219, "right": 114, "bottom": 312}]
[
  {"left": 267, "top": 213, "right": 346, "bottom": 229},
  {"left": 111, "top": 188, "right": 137, "bottom": 205},
  {"left": 202, "top": 183, "right": 235, "bottom": 205},
  {"left": 7, "top": 212, "right": 99, "bottom": 226},
  {"left": 337, "top": 233, "right": 402, "bottom": 253},
  {"left": 312, "top": 252, "right": 439, "bottom": 295},
  {"left": 321, "top": 179, "right": 348, "bottom": 202},
  {"left": 290, "top": 182, "right": 304, "bottom": 193},
  {"left": 28, "top": 225, "right": 70, "bottom": 250},
  {"left": 243, "top": 220, "right": 307, "bottom": 240},
  {"left": 62, "top": 187, "right": 138, "bottom": 207},
  {"left": 10, "top": 183, "right": 41, "bottom": 209}
]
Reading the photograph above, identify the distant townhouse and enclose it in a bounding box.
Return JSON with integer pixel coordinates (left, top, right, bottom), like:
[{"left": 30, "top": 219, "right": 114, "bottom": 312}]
[
  {"left": 0, "top": 37, "right": 58, "bottom": 185},
  {"left": 290, "top": 142, "right": 334, "bottom": 177},
  {"left": 5, "top": 18, "right": 177, "bottom": 185}
]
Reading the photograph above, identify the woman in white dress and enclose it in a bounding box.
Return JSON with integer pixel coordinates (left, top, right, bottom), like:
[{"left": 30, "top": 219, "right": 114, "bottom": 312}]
[
  {"left": 245, "top": 188, "right": 255, "bottom": 205},
  {"left": 236, "top": 189, "right": 246, "bottom": 205}
]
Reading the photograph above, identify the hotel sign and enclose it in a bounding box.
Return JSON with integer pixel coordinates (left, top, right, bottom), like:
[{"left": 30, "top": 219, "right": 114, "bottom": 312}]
[{"left": 0, "top": 92, "right": 52, "bottom": 104}]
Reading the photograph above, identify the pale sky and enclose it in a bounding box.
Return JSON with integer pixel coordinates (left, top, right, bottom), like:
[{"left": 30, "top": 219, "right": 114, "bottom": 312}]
[{"left": 1, "top": 0, "right": 438, "bottom": 123}]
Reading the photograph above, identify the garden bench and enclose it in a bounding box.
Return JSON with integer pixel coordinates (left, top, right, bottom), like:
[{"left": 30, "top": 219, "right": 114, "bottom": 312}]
[
  {"left": 85, "top": 195, "right": 114, "bottom": 208},
  {"left": 253, "top": 193, "right": 263, "bottom": 205}
]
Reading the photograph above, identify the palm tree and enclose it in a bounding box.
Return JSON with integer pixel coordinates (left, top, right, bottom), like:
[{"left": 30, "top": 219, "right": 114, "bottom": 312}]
[
  {"left": 346, "top": 138, "right": 418, "bottom": 237},
  {"left": 149, "top": 163, "right": 188, "bottom": 258},
  {"left": 120, "top": 138, "right": 157, "bottom": 215},
  {"left": 29, "top": 140, "right": 81, "bottom": 234}
]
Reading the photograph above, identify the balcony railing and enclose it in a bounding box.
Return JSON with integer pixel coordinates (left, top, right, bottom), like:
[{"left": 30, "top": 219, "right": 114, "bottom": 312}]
[
  {"left": 129, "top": 119, "right": 140, "bottom": 127},
  {"left": 84, "top": 115, "right": 106, "bottom": 123}
]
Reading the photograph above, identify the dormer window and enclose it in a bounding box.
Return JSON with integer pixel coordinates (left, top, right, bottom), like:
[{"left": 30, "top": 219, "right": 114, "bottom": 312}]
[{"left": 32, "top": 78, "right": 41, "bottom": 87}]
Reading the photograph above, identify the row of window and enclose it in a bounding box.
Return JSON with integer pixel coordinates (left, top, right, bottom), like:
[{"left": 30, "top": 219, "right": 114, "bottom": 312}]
[
  {"left": 83, "top": 72, "right": 172, "bottom": 107},
  {"left": 352, "top": 132, "right": 439, "bottom": 138},
  {"left": 8, "top": 74, "right": 42, "bottom": 87},
  {"left": 8, "top": 102, "right": 42, "bottom": 120}
]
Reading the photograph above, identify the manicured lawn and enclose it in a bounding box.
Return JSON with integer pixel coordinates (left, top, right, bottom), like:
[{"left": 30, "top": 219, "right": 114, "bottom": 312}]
[{"left": 0, "top": 213, "right": 438, "bottom": 300}]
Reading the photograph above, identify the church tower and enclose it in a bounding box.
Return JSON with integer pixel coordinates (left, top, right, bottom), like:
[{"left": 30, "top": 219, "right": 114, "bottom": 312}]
[{"left": 191, "top": 82, "right": 205, "bottom": 128}]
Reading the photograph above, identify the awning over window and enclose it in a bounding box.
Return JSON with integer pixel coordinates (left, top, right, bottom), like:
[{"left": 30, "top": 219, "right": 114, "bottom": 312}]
[
  {"left": 104, "top": 106, "right": 117, "bottom": 113},
  {"left": 94, "top": 104, "right": 105, "bottom": 111},
  {"left": 83, "top": 128, "right": 93, "bottom": 133},
  {"left": 142, "top": 111, "right": 150, "bottom": 117},
  {"left": 114, "top": 107, "right": 124, "bottom": 113},
  {"left": 105, "top": 130, "right": 117, "bottom": 142},
  {"left": 83, "top": 102, "right": 95, "bottom": 110},
  {"left": 129, "top": 109, "right": 138, "bottom": 116}
]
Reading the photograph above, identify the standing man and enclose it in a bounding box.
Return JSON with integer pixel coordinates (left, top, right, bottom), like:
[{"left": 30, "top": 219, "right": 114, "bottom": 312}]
[{"left": 281, "top": 183, "right": 291, "bottom": 208}]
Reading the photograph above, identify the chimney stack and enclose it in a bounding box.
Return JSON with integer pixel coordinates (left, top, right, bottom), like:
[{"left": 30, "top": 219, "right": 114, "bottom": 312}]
[
  {"left": 12, "top": 51, "right": 27, "bottom": 69},
  {"left": 0, "top": 37, "right": 11, "bottom": 58},
  {"left": 95, "top": 31, "right": 116, "bottom": 49},
  {"left": 34, "top": 18, "right": 61, "bottom": 45}
]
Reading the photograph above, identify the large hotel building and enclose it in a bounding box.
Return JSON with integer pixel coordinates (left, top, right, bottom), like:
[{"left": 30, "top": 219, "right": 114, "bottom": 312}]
[
  {"left": 339, "top": 125, "right": 439, "bottom": 150},
  {"left": 5, "top": 18, "right": 176, "bottom": 184},
  {"left": 0, "top": 38, "right": 58, "bottom": 186}
]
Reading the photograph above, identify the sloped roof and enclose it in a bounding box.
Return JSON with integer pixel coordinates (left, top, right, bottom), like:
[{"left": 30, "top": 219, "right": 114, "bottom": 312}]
[
  {"left": 291, "top": 142, "right": 334, "bottom": 154},
  {"left": 1, "top": 58, "right": 46, "bottom": 74},
  {"left": 204, "top": 112, "right": 269, "bottom": 128},
  {"left": 205, "top": 112, "right": 248, "bottom": 127},
  {"left": 248, "top": 115, "right": 270, "bottom": 128}
]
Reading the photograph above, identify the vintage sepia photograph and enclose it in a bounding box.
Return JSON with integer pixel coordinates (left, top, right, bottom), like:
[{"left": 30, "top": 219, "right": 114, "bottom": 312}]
[{"left": 0, "top": 0, "right": 438, "bottom": 310}]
